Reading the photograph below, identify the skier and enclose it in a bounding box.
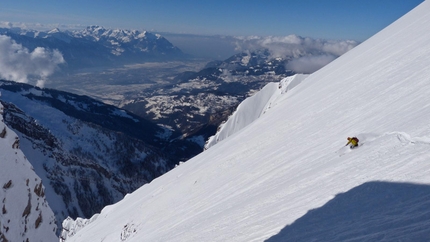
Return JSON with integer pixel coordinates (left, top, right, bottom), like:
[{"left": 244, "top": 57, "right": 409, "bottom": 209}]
[{"left": 345, "top": 137, "right": 359, "bottom": 149}]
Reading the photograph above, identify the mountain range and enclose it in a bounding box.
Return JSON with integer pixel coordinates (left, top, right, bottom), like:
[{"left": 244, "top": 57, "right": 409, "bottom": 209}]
[
  {"left": 0, "top": 25, "right": 188, "bottom": 71},
  {"left": 122, "top": 49, "right": 295, "bottom": 141}
]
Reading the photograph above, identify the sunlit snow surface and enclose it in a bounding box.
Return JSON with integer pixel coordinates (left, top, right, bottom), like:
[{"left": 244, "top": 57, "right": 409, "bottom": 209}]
[
  {"left": 64, "top": 2, "right": 430, "bottom": 241},
  {"left": 205, "top": 74, "right": 309, "bottom": 149}
]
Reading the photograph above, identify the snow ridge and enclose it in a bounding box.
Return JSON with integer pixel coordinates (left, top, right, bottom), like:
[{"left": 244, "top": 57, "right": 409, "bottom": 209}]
[
  {"left": 61, "top": 214, "right": 99, "bottom": 241},
  {"left": 205, "top": 74, "right": 309, "bottom": 149}
]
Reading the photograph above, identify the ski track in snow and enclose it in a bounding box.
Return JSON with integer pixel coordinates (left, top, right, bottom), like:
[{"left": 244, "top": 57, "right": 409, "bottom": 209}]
[{"left": 337, "top": 131, "right": 430, "bottom": 157}]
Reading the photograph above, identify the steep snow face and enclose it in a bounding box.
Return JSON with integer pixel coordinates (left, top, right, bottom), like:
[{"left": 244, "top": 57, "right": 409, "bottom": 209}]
[
  {"left": 205, "top": 74, "right": 309, "bottom": 149},
  {"left": 64, "top": 2, "right": 430, "bottom": 241},
  {"left": 0, "top": 103, "right": 57, "bottom": 242}
]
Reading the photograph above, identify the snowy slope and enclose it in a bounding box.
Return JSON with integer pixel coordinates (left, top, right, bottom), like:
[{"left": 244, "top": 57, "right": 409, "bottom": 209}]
[
  {"left": 64, "top": 1, "right": 430, "bottom": 241},
  {"left": 0, "top": 103, "right": 57, "bottom": 242},
  {"left": 205, "top": 74, "right": 309, "bottom": 149}
]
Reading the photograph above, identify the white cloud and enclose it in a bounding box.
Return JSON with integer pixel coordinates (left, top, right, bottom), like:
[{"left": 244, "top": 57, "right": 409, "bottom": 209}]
[
  {"left": 235, "top": 35, "right": 358, "bottom": 58},
  {"left": 0, "top": 35, "right": 65, "bottom": 87},
  {"left": 286, "top": 55, "right": 337, "bottom": 74},
  {"left": 234, "top": 35, "right": 358, "bottom": 73},
  {"left": 0, "top": 21, "right": 85, "bottom": 31}
]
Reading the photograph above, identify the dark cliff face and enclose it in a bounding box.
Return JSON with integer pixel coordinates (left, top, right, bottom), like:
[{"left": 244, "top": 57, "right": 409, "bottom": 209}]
[
  {"left": 0, "top": 104, "right": 58, "bottom": 241},
  {"left": 1, "top": 99, "right": 171, "bottom": 222},
  {"left": 0, "top": 80, "right": 186, "bottom": 229},
  {"left": 0, "top": 81, "right": 166, "bottom": 145}
]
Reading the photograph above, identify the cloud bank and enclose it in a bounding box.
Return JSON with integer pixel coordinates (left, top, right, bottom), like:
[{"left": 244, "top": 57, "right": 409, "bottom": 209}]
[
  {"left": 0, "top": 21, "right": 85, "bottom": 31},
  {"left": 234, "top": 35, "right": 358, "bottom": 73},
  {"left": 0, "top": 35, "right": 65, "bottom": 87},
  {"left": 286, "top": 55, "right": 337, "bottom": 74}
]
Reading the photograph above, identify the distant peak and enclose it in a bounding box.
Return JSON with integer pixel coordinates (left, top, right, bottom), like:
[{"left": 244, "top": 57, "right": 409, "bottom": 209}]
[
  {"left": 86, "top": 25, "right": 106, "bottom": 31},
  {"left": 87, "top": 25, "right": 103, "bottom": 29},
  {"left": 47, "top": 28, "right": 61, "bottom": 34}
]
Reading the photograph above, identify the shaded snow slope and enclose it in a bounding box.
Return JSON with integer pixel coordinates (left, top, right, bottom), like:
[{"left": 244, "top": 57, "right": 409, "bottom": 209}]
[
  {"left": 65, "top": 2, "right": 430, "bottom": 241},
  {"left": 0, "top": 82, "right": 173, "bottom": 230},
  {"left": 0, "top": 103, "right": 57, "bottom": 242}
]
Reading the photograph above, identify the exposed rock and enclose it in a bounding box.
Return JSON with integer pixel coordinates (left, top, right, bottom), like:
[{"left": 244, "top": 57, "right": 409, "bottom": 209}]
[
  {"left": 22, "top": 192, "right": 31, "bottom": 218},
  {"left": 2, "top": 180, "right": 12, "bottom": 189},
  {"left": 34, "top": 182, "right": 44, "bottom": 197},
  {"left": 11, "top": 137, "right": 19, "bottom": 149},
  {"left": 0, "top": 127, "right": 6, "bottom": 138},
  {"left": 35, "top": 212, "right": 43, "bottom": 229}
]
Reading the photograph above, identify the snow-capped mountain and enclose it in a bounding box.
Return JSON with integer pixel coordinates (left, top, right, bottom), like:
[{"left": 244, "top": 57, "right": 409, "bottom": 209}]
[
  {"left": 71, "top": 26, "right": 185, "bottom": 59},
  {"left": 0, "top": 102, "right": 57, "bottom": 242},
  {"left": 0, "top": 26, "right": 188, "bottom": 71},
  {"left": 62, "top": 1, "right": 430, "bottom": 241},
  {"left": 0, "top": 80, "right": 200, "bottom": 230}
]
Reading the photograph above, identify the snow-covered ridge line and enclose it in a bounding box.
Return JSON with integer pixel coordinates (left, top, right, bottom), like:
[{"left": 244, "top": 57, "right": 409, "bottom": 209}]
[
  {"left": 1, "top": 25, "right": 161, "bottom": 42},
  {"left": 60, "top": 214, "right": 99, "bottom": 241},
  {"left": 73, "top": 25, "right": 162, "bottom": 42},
  {"left": 205, "top": 74, "right": 309, "bottom": 149}
]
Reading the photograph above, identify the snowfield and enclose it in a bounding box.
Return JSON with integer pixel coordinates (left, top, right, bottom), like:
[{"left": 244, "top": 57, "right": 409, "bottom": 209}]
[{"left": 64, "top": 1, "right": 430, "bottom": 241}]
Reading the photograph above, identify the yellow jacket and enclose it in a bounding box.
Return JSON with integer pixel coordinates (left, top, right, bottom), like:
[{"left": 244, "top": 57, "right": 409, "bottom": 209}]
[{"left": 346, "top": 137, "right": 359, "bottom": 146}]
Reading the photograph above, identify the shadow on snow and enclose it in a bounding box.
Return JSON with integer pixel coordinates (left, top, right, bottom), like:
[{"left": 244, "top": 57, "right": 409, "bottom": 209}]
[{"left": 266, "top": 181, "right": 430, "bottom": 242}]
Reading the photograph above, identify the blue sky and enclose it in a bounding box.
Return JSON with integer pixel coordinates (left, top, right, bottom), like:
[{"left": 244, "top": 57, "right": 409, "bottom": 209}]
[{"left": 0, "top": 0, "right": 424, "bottom": 41}]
